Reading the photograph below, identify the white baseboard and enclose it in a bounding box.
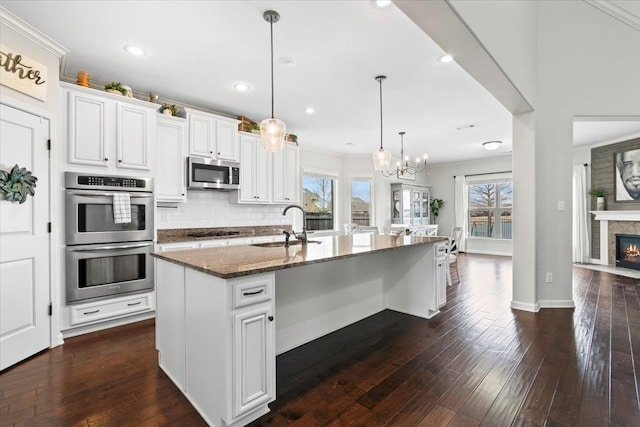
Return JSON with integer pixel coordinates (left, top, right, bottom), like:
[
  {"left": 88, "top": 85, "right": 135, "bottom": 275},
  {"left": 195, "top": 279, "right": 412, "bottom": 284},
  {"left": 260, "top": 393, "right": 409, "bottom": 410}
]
[
  {"left": 539, "top": 299, "right": 576, "bottom": 309},
  {"left": 510, "top": 300, "right": 540, "bottom": 312}
]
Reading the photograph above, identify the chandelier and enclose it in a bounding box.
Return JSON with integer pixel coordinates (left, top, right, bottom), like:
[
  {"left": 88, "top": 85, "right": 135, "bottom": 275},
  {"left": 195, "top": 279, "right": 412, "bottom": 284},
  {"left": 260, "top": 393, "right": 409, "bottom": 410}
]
[{"left": 379, "top": 131, "right": 427, "bottom": 178}]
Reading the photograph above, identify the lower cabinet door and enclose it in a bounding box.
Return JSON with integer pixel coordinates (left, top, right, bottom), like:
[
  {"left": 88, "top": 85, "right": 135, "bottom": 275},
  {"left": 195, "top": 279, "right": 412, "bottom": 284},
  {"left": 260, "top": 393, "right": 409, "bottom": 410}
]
[
  {"left": 436, "top": 257, "right": 447, "bottom": 308},
  {"left": 231, "top": 305, "right": 275, "bottom": 421}
]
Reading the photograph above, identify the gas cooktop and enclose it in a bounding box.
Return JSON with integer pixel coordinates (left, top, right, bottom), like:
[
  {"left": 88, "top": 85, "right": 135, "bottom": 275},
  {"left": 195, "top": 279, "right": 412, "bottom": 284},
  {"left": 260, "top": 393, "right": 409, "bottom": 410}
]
[{"left": 187, "top": 231, "right": 241, "bottom": 238}]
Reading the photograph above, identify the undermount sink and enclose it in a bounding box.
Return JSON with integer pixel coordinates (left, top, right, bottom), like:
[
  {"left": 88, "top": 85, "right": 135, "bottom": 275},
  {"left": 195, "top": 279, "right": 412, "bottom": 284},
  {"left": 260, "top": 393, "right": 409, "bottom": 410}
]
[{"left": 251, "top": 240, "right": 322, "bottom": 248}]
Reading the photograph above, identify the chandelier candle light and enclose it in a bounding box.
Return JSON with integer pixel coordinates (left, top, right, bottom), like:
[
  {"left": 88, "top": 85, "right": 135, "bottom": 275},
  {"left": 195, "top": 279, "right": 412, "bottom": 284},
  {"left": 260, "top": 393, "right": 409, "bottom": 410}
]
[{"left": 260, "top": 10, "right": 286, "bottom": 152}]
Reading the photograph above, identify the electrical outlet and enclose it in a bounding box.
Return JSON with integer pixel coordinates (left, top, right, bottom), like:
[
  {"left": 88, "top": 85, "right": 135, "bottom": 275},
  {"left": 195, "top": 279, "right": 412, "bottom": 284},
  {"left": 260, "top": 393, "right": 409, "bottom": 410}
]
[{"left": 546, "top": 272, "right": 553, "bottom": 283}]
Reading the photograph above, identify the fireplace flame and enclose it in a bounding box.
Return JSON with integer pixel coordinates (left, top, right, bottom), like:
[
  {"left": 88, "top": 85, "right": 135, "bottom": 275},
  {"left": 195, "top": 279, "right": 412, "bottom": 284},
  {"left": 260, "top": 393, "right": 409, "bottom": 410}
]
[{"left": 624, "top": 244, "right": 640, "bottom": 257}]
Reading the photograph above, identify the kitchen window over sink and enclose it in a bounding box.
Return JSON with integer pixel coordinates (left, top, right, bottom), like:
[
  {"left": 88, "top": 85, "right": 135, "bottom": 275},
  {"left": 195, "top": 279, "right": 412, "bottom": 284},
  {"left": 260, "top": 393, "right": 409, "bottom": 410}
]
[{"left": 303, "top": 173, "right": 336, "bottom": 231}]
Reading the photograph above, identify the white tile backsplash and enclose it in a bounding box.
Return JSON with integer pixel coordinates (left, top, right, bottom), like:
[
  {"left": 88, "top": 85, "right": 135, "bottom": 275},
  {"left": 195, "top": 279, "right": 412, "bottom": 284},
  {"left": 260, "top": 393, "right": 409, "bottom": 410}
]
[{"left": 157, "top": 190, "right": 291, "bottom": 229}]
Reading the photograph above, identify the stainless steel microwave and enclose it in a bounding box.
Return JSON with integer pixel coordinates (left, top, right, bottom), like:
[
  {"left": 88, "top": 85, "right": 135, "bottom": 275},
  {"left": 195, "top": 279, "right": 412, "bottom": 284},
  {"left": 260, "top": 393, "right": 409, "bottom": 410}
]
[{"left": 187, "top": 156, "right": 240, "bottom": 190}]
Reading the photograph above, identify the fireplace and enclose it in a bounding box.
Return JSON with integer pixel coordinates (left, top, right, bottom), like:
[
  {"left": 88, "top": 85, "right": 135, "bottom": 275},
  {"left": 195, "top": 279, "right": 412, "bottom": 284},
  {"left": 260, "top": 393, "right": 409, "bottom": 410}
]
[{"left": 616, "top": 234, "right": 640, "bottom": 270}]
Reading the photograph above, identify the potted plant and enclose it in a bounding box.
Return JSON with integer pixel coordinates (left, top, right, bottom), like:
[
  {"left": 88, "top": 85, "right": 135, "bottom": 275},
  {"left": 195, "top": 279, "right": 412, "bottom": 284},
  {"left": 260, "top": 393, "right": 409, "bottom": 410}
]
[
  {"left": 285, "top": 133, "right": 298, "bottom": 144},
  {"left": 589, "top": 188, "right": 606, "bottom": 210},
  {"left": 249, "top": 123, "right": 261, "bottom": 134},
  {"left": 161, "top": 103, "right": 179, "bottom": 116},
  {"left": 430, "top": 198, "right": 444, "bottom": 224},
  {"left": 104, "top": 82, "right": 127, "bottom": 96}
]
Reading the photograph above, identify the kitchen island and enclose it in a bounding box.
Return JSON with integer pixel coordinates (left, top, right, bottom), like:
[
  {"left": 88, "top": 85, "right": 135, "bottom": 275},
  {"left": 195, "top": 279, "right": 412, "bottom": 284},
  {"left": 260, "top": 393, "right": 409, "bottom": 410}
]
[{"left": 153, "top": 234, "right": 447, "bottom": 427}]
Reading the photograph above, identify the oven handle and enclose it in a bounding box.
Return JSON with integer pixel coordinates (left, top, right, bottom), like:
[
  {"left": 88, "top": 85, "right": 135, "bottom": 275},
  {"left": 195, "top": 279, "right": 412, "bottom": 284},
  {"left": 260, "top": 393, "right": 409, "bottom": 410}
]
[
  {"left": 65, "top": 190, "right": 153, "bottom": 198},
  {"left": 69, "top": 242, "right": 154, "bottom": 252}
]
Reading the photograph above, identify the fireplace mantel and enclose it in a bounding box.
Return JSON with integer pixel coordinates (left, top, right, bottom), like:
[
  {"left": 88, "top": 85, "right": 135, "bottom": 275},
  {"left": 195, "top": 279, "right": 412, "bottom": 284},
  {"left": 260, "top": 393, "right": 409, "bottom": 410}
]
[
  {"left": 591, "top": 210, "right": 640, "bottom": 221},
  {"left": 591, "top": 211, "right": 640, "bottom": 265}
]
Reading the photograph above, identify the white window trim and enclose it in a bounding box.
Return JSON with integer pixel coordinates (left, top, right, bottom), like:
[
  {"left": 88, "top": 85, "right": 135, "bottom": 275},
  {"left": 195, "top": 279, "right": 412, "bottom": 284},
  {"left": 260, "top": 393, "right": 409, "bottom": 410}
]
[
  {"left": 466, "top": 174, "right": 513, "bottom": 240},
  {"left": 348, "top": 173, "right": 375, "bottom": 227},
  {"left": 301, "top": 167, "right": 340, "bottom": 233}
]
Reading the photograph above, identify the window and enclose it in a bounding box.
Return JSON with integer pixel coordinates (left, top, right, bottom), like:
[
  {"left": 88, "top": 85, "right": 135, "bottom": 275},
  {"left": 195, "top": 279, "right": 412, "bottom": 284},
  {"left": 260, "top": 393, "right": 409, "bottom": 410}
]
[
  {"left": 468, "top": 181, "right": 512, "bottom": 239},
  {"left": 351, "top": 179, "right": 372, "bottom": 226},
  {"left": 303, "top": 174, "right": 335, "bottom": 231}
]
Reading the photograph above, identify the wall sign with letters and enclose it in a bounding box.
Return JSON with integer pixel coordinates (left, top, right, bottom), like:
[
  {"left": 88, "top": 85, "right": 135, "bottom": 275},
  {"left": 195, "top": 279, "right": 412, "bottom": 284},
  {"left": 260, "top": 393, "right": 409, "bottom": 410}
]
[{"left": 0, "top": 43, "right": 48, "bottom": 101}]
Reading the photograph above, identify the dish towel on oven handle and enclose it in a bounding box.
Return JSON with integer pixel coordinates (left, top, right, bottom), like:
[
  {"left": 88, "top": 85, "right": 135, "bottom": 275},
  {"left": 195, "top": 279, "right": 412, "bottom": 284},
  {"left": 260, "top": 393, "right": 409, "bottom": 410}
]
[{"left": 113, "top": 193, "right": 132, "bottom": 224}]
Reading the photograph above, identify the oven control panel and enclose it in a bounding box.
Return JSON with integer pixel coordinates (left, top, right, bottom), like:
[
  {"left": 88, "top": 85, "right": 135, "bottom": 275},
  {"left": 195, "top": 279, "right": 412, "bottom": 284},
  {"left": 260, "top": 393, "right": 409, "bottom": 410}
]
[{"left": 65, "top": 172, "right": 153, "bottom": 192}]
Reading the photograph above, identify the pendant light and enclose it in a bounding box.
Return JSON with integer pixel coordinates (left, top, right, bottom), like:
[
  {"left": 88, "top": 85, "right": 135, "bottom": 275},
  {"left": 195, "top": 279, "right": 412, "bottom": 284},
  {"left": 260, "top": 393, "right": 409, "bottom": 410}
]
[
  {"left": 260, "top": 10, "right": 286, "bottom": 152},
  {"left": 372, "top": 75, "right": 391, "bottom": 170}
]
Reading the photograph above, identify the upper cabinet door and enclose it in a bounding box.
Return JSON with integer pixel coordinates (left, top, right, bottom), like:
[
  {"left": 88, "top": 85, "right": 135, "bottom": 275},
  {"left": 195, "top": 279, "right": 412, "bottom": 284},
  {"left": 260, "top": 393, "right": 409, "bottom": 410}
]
[
  {"left": 188, "top": 113, "right": 216, "bottom": 158},
  {"left": 67, "top": 90, "right": 112, "bottom": 167},
  {"left": 116, "top": 103, "right": 153, "bottom": 170},
  {"left": 254, "top": 141, "right": 271, "bottom": 202},
  {"left": 216, "top": 120, "right": 239, "bottom": 161},
  {"left": 272, "top": 143, "right": 299, "bottom": 204},
  {"left": 155, "top": 115, "right": 187, "bottom": 203}
]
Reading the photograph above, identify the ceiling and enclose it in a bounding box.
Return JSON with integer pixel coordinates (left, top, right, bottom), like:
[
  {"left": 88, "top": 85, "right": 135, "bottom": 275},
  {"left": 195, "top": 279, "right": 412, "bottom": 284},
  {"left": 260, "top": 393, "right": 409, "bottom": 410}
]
[{"left": 1, "top": 1, "right": 638, "bottom": 164}]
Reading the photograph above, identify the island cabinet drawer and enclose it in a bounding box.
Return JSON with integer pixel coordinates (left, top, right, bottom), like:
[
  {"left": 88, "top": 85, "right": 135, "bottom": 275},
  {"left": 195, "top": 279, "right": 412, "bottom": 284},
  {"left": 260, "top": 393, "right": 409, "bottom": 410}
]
[
  {"left": 231, "top": 274, "right": 274, "bottom": 309},
  {"left": 70, "top": 294, "right": 152, "bottom": 326}
]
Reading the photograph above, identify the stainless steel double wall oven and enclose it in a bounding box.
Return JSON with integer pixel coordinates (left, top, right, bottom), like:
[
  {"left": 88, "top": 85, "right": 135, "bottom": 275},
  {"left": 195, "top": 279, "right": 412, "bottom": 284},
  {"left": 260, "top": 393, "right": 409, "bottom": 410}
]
[{"left": 65, "top": 172, "right": 154, "bottom": 303}]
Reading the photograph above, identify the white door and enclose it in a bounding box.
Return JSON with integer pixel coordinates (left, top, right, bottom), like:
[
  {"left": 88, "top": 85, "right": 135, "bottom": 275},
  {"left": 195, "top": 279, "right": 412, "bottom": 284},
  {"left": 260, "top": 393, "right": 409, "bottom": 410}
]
[{"left": 0, "top": 104, "right": 50, "bottom": 371}]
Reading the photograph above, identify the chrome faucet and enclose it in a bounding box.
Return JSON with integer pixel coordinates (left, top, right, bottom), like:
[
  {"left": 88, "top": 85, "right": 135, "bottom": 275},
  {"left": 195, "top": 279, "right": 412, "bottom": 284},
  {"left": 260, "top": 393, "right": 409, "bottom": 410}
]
[{"left": 282, "top": 204, "right": 308, "bottom": 245}]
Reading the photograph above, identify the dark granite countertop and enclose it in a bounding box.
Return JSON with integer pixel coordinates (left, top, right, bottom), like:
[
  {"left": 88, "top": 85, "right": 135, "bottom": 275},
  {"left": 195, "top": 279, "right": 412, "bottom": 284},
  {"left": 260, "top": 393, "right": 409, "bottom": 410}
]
[{"left": 152, "top": 234, "right": 447, "bottom": 279}]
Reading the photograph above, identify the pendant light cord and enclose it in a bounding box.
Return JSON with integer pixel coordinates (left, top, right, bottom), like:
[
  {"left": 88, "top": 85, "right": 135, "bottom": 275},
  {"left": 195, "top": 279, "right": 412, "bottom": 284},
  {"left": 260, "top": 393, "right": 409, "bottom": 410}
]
[
  {"left": 379, "top": 77, "right": 383, "bottom": 150},
  {"left": 270, "top": 20, "right": 275, "bottom": 119}
]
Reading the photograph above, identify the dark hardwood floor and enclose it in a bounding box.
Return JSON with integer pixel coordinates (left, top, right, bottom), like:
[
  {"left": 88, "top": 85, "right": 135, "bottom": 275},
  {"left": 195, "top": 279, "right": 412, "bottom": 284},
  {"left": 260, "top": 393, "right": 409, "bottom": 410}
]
[{"left": 2, "top": 254, "right": 640, "bottom": 426}]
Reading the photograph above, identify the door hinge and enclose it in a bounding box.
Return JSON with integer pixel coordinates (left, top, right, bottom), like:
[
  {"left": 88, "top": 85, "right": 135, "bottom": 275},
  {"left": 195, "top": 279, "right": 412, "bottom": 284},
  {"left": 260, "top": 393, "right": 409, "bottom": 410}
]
[
  {"left": 48, "top": 303, "right": 53, "bottom": 316},
  {"left": 47, "top": 139, "right": 51, "bottom": 150},
  {"left": 47, "top": 222, "right": 52, "bottom": 233}
]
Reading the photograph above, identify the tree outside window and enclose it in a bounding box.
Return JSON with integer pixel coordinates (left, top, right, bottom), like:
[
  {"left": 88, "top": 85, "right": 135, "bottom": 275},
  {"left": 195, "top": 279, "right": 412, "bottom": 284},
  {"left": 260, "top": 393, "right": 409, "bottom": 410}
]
[
  {"left": 303, "top": 175, "right": 335, "bottom": 231},
  {"left": 468, "top": 182, "right": 512, "bottom": 239},
  {"left": 351, "top": 179, "right": 371, "bottom": 226}
]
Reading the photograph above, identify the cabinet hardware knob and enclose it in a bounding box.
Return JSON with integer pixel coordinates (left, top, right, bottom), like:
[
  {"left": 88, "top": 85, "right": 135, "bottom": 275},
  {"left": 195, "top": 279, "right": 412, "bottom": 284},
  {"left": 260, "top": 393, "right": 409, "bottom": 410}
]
[
  {"left": 118, "top": 159, "right": 122, "bottom": 163},
  {"left": 182, "top": 193, "right": 185, "bottom": 196},
  {"left": 268, "top": 316, "right": 274, "bottom": 322},
  {"left": 210, "top": 151, "right": 213, "bottom": 154},
  {"left": 217, "top": 152, "right": 220, "bottom": 155},
  {"left": 104, "top": 158, "right": 109, "bottom": 161}
]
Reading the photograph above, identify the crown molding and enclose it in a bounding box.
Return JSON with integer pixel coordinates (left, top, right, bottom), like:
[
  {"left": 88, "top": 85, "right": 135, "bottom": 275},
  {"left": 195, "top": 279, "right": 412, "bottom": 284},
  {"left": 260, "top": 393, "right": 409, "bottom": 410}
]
[{"left": 584, "top": 0, "right": 640, "bottom": 32}]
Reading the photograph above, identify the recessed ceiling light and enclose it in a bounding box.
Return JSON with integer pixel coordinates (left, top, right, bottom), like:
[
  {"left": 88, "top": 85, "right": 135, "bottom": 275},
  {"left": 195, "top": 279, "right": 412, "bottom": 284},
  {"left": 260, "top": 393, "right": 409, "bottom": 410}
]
[
  {"left": 305, "top": 107, "right": 315, "bottom": 114},
  {"left": 279, "top": 57, "right": 297, "bottom": 68},
  {"left": 374, "top": 0, "right": 392, "bottom": 9},
  {"left": 233, "top": 82, "right": 251, "bottom": 92},
  {"left": 483, "top": 141, "right": 502, "bottom": 151},
  {"left": 438, "top": 54, "right": 453, "bottom": 63},
  {"left": 123, "top": 45, "right": 146, "bottom": 56}
]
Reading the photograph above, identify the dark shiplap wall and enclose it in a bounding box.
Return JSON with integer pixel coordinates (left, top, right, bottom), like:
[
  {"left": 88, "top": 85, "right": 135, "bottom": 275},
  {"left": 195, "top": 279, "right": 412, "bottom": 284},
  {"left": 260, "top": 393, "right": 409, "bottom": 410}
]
[{"left": 591, "top": 137, "right": 640, "bottom": 258}]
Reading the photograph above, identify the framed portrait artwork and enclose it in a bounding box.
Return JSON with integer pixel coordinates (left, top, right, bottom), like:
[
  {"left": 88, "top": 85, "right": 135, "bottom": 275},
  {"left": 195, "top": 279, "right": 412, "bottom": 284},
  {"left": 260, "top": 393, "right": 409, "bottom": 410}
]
[{"left": 615, "top": 148, "right": 640, "bottom": 201}]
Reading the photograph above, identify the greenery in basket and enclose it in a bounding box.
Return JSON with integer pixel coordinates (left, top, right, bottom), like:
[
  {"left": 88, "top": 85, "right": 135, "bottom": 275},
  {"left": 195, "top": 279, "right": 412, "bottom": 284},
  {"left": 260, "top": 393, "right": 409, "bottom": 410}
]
[
  {"left": 104, "top": 82, "right": 127, "bottom": 95},
  {"left": 430, "top": 198, "right": 444, "bottom": 222},
  {"left": 161, "top": 103, "right": 179, "bottom": 116},
  {"left": 250, "top": 123, "right": 261, "bottom": 132},
  {"left": 286, "top": 133, "right": 298, "bottom": 143},
  {"left": 589, "top": 188, "right": 605, "bottom": 197}
]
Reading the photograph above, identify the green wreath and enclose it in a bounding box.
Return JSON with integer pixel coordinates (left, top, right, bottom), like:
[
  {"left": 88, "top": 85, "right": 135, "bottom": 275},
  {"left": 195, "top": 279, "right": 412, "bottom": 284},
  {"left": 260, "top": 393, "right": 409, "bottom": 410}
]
[{"left": 0, "top": 164, "right": 38, "bottom": 204}]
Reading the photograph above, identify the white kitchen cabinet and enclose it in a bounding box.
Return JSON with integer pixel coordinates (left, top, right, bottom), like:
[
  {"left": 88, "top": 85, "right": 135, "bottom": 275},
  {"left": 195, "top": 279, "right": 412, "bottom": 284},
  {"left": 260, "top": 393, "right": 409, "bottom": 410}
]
[
  {"left": 187, "top": 109, "right": 239, "bottom": 161},
  {"left": 65, "top": 84, "right": 155, "bottom": 171},
  {"left": 156, "top": 260, "right": 275, "bottom": 427},
  {"left": 216, "top": 120, "right": 239, "bottom": 161},
  {"left": 436, "top": 256, "right": 447, "bottom": 309},
  {"left": 238, "top": 133, "right": 271, "bottom": 203},
  {"left": 155, "top": 115, "right": 187, "bottom": 203},
  {"left": 272, "top": 142, "right": 300, "bottom": 204},
  {"left": 156, "top": 241, "right": 199, "bottom": 252},
  {"left": 68, "top": 293, "right": 153, "bottom": 326}
]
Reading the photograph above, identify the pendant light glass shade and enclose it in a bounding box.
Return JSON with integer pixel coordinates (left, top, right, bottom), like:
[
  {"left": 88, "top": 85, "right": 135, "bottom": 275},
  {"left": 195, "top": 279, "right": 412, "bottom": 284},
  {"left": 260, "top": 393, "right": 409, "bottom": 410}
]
[
  {"left": 260, "top": 117, "right": 286, "bottom": 152},
  {"left": 373, "top": 147, "right": 391, "bottom": 171},
  {"left": 260, "top": 10, "right": 285, "bottom": 152}
]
